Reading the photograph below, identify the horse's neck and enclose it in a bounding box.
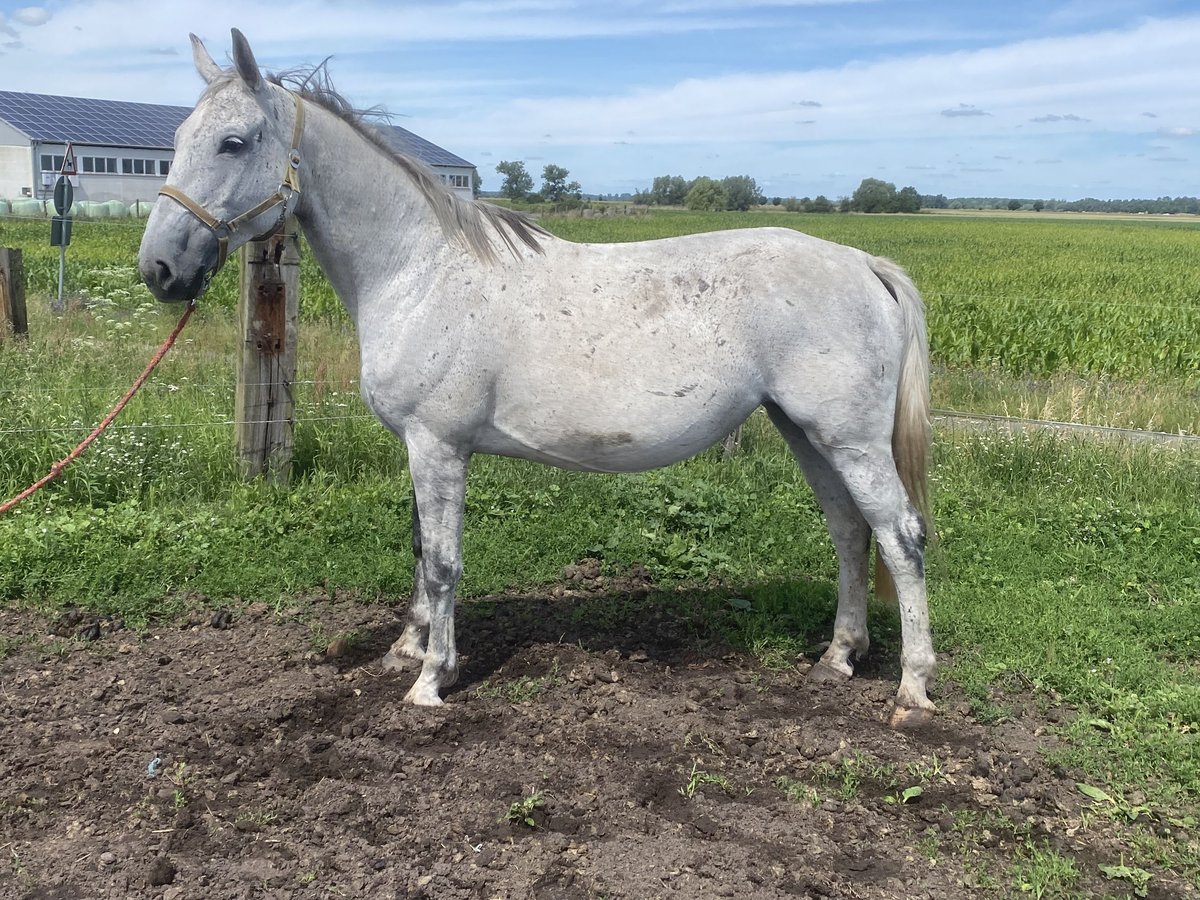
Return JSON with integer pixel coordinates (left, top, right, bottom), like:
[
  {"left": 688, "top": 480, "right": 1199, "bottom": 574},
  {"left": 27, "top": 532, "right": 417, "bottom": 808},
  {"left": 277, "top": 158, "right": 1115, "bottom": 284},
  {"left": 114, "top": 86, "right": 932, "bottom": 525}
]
[{"left": 295, "top": 106, "right": 459, "bottom": 324}]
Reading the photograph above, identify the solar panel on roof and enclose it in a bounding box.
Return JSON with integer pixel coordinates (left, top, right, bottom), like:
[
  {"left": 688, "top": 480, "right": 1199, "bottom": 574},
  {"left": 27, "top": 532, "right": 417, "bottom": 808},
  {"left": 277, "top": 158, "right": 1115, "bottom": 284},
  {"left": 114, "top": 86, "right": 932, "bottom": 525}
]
[
  {"left": 0, "top": 90, "right": 188, "bottom": 148},
  {"left": 379, "top": 124, "right": 474, "bottom": 169},
  {"left": 0, "top": 90, "right": 474, "bottom": 170}
]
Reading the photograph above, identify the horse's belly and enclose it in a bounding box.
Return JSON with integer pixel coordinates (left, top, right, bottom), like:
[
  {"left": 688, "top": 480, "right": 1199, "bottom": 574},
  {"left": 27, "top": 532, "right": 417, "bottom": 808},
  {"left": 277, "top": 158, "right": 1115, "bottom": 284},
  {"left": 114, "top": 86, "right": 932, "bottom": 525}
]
[{"left": 481, "top": 389, "right": 757, "bottom": 473}]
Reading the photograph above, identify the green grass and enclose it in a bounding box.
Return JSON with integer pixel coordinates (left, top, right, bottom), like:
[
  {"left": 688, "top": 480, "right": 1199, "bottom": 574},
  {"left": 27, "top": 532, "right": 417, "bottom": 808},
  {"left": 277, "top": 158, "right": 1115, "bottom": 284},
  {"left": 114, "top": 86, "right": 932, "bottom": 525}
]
[
  {"left": 935, "top": 366, "right": 1200, "bottom": 436},
  {"left": 1, "top": 211, "right": 1199, "bottom": 839}
]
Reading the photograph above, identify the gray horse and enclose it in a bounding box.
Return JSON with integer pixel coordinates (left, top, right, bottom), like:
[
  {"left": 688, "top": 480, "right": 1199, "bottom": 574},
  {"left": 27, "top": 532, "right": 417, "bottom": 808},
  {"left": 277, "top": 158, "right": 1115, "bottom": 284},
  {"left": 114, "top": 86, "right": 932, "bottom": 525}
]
[{"left": 139, "top": 30, "right": 935, "bottom": 727}]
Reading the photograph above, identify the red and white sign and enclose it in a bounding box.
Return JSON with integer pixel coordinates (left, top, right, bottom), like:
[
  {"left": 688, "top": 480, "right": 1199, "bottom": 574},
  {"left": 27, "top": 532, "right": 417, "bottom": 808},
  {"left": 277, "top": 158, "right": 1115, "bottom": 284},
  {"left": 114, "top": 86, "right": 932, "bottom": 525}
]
[{"left": 60, "top": 142, "right": 77, "bottom": 177}]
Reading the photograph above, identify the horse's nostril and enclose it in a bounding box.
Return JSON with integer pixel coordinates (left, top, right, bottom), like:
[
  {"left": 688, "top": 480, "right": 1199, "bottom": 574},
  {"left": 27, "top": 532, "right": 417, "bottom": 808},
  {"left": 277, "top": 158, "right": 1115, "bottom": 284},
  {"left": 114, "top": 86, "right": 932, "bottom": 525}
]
[{"left": 155, "top": 260, "right": 173, "bottom": 285}]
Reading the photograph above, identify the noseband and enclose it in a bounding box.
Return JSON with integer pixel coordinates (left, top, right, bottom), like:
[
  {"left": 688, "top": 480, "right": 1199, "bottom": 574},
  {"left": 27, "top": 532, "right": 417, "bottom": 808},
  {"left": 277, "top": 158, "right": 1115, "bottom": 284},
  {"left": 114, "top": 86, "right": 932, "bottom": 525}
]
[{"left": 158, "top": 91, "right": 305, "bottom": 281}]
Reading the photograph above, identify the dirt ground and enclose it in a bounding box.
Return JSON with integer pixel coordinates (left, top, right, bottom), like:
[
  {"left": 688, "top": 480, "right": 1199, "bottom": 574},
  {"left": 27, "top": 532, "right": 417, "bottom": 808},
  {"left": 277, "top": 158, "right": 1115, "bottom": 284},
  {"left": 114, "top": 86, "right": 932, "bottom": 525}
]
[{"left": 1, "top": 572, "right": 1194, "bottom": 899}]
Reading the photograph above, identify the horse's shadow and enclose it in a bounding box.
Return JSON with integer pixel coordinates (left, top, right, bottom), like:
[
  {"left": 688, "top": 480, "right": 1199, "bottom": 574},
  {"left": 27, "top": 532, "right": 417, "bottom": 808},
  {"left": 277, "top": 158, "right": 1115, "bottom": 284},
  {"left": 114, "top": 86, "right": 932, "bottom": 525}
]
[
  {"left": 335, "top": 578, "right": 896, "bottom": 696},
  {"left": 339, "top": 585, "right": 692, "bottom": 693}
]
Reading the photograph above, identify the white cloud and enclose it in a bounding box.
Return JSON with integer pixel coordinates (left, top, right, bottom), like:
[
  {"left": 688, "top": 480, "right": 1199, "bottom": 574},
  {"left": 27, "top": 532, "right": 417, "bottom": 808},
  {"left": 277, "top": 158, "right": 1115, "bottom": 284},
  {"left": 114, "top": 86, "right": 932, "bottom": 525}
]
[
  {"left": 0, "top": 2, "right": 1194, "bottom": 197},
  {"left": 425, "top": 16, "right": 1200, "bottom": 152},
  {"left": 942, "top": 104, "right": 991, "bottom": 118},
  {"left": 13, "top": 7, "right": 52, "bottom": 26}
]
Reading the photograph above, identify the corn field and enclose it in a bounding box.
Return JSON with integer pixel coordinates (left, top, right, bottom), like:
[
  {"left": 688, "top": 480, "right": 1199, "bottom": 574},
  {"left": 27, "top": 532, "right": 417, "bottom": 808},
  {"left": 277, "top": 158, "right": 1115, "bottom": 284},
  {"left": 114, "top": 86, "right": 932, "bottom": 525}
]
[{"left": 3, "top": 209, "right": 1199, "bottom": 378}]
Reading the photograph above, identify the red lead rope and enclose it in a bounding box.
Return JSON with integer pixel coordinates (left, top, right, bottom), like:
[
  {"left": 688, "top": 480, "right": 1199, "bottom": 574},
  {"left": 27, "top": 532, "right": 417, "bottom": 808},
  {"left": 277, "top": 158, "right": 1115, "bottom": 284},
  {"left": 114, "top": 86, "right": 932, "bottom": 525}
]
[{"left": 0, "top": 301, "right": 196, "bottom": 517}]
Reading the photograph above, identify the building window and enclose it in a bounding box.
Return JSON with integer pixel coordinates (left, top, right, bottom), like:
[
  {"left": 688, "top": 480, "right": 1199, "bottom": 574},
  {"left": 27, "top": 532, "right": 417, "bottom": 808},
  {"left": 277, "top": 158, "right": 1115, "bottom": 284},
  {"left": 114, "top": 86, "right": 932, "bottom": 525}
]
[
  {"left": 82, "top": 156, "right": 118, "bottom": 174},
  {"left": 121, "top": 158, "right": 158, "bottom": 175},
  {"left": 448, "top": 174, "right": 470, "bottom": 189},
  {"left": 159, "top": 160, "right": 171, "bottom": 175},
  {"left": 39, "top": 154, "right": 64, "bottom": 172}
]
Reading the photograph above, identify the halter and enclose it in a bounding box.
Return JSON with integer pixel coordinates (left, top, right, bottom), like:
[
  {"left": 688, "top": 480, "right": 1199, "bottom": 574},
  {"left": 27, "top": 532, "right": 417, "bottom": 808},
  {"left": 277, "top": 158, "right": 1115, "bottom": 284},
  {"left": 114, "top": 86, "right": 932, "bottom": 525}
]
[{"left": 158, "top": 91, "right": 305, "bottom": 280}]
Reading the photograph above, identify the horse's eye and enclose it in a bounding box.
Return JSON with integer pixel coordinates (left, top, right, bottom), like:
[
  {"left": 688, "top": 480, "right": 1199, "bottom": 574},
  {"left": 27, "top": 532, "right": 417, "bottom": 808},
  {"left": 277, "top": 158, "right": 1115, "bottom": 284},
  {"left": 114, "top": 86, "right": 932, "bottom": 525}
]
[{"left": 219, "top": 136, "right": 247, "bottom": 155}]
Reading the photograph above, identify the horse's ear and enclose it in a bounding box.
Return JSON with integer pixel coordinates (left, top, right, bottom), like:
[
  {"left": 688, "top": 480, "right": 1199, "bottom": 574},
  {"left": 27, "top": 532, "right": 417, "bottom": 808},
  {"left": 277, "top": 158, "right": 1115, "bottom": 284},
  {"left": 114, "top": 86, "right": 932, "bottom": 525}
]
[
  {"left": 230, "top": 28, "right": 264, "bottom": 93},
  {"left": 190, "top": 33, "right": 222, "bottom": 84}
]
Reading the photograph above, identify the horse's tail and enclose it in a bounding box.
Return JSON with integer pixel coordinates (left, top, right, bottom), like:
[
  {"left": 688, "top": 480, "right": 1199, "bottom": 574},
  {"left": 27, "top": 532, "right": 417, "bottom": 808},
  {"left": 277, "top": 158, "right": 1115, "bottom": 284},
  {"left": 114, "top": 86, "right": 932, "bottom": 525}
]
[{"left": 869, "top": 256, "right": 932, "bottom": 600}]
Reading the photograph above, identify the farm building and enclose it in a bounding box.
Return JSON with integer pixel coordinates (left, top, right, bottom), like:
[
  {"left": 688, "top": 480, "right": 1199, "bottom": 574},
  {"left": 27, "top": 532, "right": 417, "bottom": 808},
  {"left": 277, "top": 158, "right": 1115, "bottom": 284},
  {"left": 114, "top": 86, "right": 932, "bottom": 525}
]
[{"left": 0, "top": 89, "right": 477, "bottom": 208}]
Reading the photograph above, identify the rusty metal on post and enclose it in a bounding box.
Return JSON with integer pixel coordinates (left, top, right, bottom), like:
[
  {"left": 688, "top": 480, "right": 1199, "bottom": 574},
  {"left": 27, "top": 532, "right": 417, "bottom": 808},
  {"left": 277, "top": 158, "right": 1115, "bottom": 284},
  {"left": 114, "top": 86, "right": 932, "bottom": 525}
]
[
  {"left": 235, "top": 222, "right": 300, "bottom": 482},
  {"left": 0, "top": 248, "right": 29, "bottom": 340}
]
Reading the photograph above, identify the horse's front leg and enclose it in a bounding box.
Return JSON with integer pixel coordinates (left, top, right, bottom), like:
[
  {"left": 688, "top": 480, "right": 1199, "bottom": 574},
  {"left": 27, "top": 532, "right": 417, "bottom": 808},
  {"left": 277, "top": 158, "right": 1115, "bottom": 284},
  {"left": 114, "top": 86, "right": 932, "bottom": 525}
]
[
  {"left": 399, "top": 438, "right": 469, "bottom": 707},
  {"left": 382, "top": 488, "right": 431, "bottom": 672}
]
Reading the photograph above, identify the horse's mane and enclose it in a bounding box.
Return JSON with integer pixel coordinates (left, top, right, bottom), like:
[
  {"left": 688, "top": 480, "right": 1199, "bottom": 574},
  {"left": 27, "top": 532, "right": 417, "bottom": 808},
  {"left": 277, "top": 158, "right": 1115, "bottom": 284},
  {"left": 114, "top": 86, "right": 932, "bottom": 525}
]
[{"left": 210, "top": 62, "right": 547, "bottom": 262}]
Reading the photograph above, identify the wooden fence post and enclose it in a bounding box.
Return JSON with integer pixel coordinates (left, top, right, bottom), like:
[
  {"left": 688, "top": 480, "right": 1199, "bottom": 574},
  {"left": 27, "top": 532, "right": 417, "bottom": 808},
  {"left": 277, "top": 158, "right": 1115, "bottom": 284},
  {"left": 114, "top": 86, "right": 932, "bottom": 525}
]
[
  {"left": 235, "top": 223, "right": 300, "bottom": 482},
  {"left": 0, "top": 248, "right": 29, "bottom": 340}
]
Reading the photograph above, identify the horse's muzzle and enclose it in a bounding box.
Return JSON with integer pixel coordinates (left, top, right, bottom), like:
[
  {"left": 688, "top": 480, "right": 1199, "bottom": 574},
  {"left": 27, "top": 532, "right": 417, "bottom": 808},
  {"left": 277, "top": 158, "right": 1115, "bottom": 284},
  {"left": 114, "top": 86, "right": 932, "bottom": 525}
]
[{"left": 139, "top": 253, "right": 213, "bottom": 303}]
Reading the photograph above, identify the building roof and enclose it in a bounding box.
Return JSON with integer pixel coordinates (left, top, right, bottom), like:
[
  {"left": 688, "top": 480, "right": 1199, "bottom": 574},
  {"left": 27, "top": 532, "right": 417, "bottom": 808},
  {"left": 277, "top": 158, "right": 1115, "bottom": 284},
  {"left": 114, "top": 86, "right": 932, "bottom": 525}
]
[
  {"left": 0, "top": 90, "right": 187, "bottom": 149},
  {"left": 0, "top": 90, "right": 474, "bottom": 169},
  {"left": 379, "top": 124, "right": 474, "bottom": 169}
]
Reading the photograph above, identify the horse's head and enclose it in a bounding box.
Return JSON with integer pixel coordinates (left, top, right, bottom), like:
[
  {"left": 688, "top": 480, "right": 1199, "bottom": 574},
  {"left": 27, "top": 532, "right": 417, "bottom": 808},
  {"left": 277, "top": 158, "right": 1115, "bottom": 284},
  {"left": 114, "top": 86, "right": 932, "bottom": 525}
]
[{"left": 138, "top": 29, "right": 303, "bottom": 302}]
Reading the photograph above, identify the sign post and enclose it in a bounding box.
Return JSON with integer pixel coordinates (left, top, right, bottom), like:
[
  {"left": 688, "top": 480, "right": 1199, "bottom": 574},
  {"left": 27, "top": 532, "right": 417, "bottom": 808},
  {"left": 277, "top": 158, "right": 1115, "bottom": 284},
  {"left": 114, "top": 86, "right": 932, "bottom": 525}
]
[{"left": 50, "top": 144, "right": 77, "bottom": 303}]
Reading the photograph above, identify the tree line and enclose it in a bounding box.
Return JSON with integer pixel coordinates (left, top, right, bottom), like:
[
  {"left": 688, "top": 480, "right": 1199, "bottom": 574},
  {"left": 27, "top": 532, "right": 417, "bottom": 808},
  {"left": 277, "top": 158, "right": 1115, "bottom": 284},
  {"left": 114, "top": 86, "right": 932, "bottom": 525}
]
[
  {"left": 633, "top": 175, "right": 922, "bottom": 214},
  {"left": 494, "top": 160, "right": 582, "bottom": 204},
  {"left": 632, "top": 175, "right": 767, "bottom": 211},
  {"left": 924, "top": 194, "right": 1200, "bottom": 215},
  {"left": 491, "top": 162, "right": 1200, "bottom": 216}
]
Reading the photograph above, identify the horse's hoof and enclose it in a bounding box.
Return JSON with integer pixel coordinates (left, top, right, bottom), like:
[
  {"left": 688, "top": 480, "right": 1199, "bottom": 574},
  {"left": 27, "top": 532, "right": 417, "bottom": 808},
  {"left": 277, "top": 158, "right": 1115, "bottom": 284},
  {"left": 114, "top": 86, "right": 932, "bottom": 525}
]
[
  {"left": 381, "top": 650, "right": 420, "bottom": 672},
  {"left": 807, "top": 660, "right": 851, "bottom": 684},
  {"left": 888, "top": 705, "right": 935, "bottom": 729},
  {"left": 403, "top": 684, "right": 445, "bottom": 707}
]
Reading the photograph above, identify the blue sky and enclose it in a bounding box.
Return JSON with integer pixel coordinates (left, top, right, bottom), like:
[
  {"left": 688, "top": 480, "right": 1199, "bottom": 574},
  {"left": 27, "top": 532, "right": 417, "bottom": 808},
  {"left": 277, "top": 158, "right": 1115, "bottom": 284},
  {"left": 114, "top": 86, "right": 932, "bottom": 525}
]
[{"left": 0, "top": 1, "right": 1196, "bottom": 200}]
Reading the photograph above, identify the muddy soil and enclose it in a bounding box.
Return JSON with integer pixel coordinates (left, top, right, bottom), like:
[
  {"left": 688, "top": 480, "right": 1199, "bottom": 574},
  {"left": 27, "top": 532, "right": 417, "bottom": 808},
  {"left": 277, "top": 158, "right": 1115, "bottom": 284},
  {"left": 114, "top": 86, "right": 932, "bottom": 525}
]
[{"left": 0, "top": 575, "right": 1193, "bottom": 899}]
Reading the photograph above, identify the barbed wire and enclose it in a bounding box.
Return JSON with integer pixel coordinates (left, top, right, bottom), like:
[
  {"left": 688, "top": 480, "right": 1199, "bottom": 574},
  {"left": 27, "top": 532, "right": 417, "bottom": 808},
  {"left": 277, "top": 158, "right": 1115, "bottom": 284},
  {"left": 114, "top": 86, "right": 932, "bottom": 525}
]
[
  {"left": 0, "top": 211, "right": 147, "bottom": 228},
  {"left": 0, "top": 413, "right": 379, "bottom": 437},
  {"left": 931, "top": 408, "right": 1200, "bottom": 445},
  {"left": 0, "top": 379, "right": 356, "bottom": 397},
  {"left": 1, "top": 407, "right": 1195, "bottom": 444}
]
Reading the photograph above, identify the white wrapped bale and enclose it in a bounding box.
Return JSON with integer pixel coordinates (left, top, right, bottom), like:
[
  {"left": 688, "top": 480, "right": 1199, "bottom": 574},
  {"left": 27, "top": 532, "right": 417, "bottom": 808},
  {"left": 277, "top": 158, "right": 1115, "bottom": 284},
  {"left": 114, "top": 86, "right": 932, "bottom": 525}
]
[{"left": 11, "top": 199, "right": 47, "bottom": 217}]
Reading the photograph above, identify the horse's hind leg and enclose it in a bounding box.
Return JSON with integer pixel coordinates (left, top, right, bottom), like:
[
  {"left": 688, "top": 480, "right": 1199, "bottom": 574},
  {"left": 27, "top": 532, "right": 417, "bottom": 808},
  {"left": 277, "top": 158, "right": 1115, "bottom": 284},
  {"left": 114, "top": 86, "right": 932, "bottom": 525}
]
[
  {"left": 765, "top": 406, "right": 871, "bottom": 682},
  {"left": 381, "top": 487, "right": 430, "bottom": 672},
  {"left": 818, "top": 442, "right": 934, "bottom": 726},
  {"left": 768, "top": 407, "right": 936, "bottom": 726}
]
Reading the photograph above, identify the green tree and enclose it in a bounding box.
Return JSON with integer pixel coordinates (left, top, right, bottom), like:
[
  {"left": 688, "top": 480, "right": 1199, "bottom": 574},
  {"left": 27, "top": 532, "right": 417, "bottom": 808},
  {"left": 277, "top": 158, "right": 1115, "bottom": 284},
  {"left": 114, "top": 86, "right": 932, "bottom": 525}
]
[
  {"left": 1007, "top": 199, "right": 1022, "bottom": 211},
  {"left": 896, "top": 186, "right": 922, "bottom": 213},
  {"left": 1033, "top": 199, "right": 1045, "bottom": 212},
  {"left": 721, "top": 175, "right": 765, "bottom": 211},
  {"left": 685, "top": 177, "right": 728, "bottom": 211},
  {"left": 810, "top": 194, "right": 833, "bottom": 213},
  {"left": 650, "top": 175, "right": 689, "bottom": 206},
  {"left": 851, "top": 178, "right": 898, "bottom": 213},
  {"left": 539, "top": 164, "right": 582, "bottom": 203},
  {"left": 496, "top": 160, "right": 534, "bottom": 201}
]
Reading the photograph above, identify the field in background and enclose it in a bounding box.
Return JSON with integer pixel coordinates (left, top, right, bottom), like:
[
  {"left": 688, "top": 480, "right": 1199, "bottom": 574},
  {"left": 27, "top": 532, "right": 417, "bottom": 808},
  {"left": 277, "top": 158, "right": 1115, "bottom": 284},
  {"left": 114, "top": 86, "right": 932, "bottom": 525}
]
[
  {"left": 11, "top": 210, "right": 1200, "bottom": 374},
  {"left": 10, "top": 209, "right": 1199, "bottom": 433},
  {"left": 1, "top": 210, "right": 1199, "bottom": 883}
]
